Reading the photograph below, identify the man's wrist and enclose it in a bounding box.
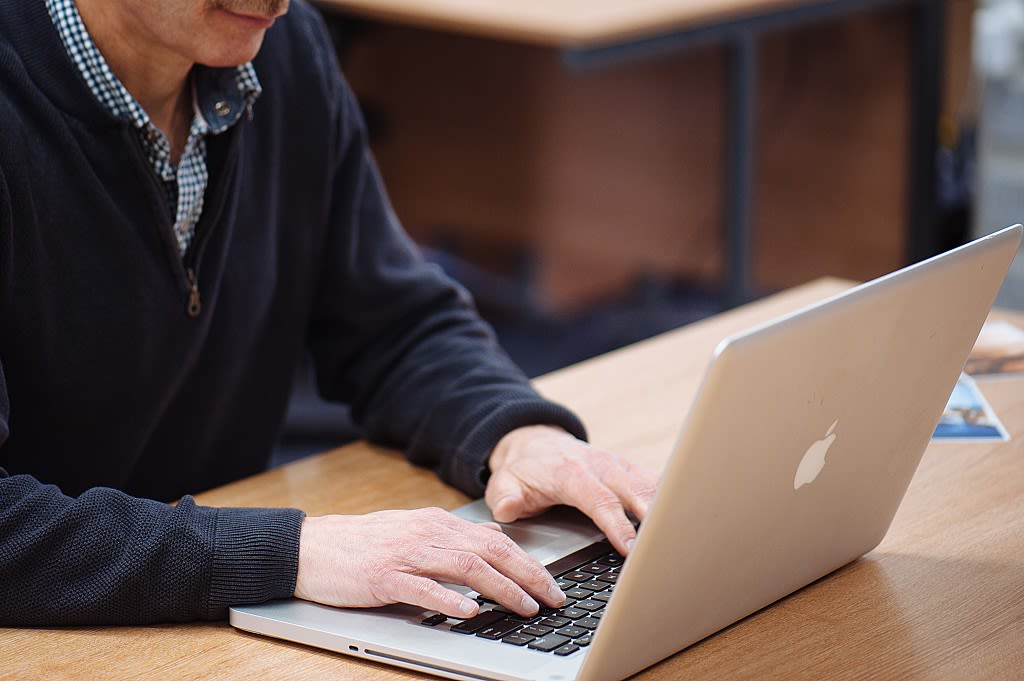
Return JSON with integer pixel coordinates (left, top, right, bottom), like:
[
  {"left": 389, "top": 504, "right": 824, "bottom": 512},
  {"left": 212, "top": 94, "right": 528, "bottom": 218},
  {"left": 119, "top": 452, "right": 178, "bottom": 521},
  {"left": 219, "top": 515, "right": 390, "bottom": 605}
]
[{"left": 488, "top": 424, "right": 571, "bottom": 474}]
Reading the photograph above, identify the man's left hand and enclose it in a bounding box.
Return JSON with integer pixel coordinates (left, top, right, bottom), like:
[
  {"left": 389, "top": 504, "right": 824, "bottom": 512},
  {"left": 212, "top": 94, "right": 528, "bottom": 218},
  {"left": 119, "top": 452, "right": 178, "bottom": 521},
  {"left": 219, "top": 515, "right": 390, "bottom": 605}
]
[{"left": 485, "top": 425, "right": 659, "bottom": 556}]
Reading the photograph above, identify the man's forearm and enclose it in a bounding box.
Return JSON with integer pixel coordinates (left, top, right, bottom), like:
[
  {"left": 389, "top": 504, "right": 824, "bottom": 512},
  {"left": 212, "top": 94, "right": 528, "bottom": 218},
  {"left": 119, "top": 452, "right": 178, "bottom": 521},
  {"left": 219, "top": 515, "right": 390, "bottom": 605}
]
[{"left": 0, "top": 472, "right": 303, "bottom": 626}]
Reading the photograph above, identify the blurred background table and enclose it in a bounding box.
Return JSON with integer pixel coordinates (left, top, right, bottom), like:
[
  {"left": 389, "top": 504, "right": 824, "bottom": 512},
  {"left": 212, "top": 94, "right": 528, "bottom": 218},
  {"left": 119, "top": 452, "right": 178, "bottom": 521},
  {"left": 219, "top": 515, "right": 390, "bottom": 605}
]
[{"left": 314, "top": 0, "right": 977, "bottom": 308}]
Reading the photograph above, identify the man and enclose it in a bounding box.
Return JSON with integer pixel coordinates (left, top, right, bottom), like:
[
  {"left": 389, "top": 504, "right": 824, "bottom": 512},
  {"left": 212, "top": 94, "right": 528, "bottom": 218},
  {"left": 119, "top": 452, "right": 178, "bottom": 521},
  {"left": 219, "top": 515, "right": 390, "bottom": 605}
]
[{"left": 0, "top": 0, "right": 658, "bottom": 625}]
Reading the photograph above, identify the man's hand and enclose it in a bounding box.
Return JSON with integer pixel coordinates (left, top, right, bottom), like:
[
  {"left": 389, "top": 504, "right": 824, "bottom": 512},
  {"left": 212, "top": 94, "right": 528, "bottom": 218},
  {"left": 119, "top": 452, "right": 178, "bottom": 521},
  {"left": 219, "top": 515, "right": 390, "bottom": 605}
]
[
  {"left": 486, "top": 425, "right": 659, "bottom": 556},
  {"left": 293, "top": 508, "right": 566, "bottom": 619}
]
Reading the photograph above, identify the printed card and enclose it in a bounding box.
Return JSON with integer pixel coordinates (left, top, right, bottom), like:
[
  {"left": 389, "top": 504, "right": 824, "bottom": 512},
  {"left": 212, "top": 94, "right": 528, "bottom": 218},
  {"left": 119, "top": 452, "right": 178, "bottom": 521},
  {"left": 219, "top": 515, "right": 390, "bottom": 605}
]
[{"left": 932, "top": 374, "right": 1010, "bottom": 441}]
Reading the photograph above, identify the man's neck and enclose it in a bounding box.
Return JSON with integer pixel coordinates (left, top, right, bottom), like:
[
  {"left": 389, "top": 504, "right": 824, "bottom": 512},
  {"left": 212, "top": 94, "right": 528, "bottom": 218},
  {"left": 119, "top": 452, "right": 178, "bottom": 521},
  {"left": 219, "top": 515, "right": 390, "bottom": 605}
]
[{"left": 74, "top": 0, "right": 193, "bottom": 162}]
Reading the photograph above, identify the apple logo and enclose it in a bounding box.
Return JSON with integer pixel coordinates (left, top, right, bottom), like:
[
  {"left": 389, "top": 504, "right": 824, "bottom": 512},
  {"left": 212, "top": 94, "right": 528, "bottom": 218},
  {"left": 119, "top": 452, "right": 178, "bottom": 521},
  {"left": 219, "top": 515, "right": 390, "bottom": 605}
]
[{"left": 794, "top": 419, "right": 839, "bottom": 490}]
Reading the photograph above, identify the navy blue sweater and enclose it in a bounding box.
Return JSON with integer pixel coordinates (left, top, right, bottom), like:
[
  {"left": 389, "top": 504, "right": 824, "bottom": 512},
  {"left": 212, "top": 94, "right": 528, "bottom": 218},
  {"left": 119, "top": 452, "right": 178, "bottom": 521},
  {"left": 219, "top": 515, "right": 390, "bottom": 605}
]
[{"left": 0, "top": 0, "right": 585, "bottom": 625}]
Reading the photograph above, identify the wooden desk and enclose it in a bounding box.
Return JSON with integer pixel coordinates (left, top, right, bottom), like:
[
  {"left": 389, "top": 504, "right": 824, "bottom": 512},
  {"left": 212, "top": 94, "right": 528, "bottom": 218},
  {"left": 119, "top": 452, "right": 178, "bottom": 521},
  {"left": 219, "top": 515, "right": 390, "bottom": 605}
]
[
  {"left": 4, "top": 278, "right": 1023, "bottom": 679},
  {"left": 316, "top": 0, "right": 950, "bottom": 307}
]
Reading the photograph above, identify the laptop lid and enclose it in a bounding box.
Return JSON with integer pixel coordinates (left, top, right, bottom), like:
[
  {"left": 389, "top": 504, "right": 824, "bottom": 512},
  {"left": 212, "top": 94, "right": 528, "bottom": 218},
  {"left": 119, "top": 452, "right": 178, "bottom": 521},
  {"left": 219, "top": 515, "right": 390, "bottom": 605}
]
[
  {"left": 577, "top": 223, "right": 1021, "bottom": 681},
  {"left": 230, "top": 224, "right": 1022, "bottom": 681}
]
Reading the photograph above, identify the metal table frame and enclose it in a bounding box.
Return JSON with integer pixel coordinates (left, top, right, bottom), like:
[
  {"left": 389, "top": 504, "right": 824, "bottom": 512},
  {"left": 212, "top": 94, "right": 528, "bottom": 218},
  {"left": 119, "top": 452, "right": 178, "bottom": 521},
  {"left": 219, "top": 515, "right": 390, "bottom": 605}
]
[{"left": 563, "top": 0, "right": 947, "bottom": 306}]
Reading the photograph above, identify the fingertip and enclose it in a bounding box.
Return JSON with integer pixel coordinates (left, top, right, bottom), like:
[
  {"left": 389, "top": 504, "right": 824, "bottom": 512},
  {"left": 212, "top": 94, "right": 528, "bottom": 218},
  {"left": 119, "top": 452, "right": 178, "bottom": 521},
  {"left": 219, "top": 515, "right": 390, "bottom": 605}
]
[
  {"left": 519, "top": 593, "right": 541, "bottom": 616},
  {"left": 545, "top": 582, "right": 566, "bottom": 608},
  {"left": 455, "top": 597, "right": 479, "bottom": 618},
  {"left": 610, "top": 526, "right": 638, "bottom": 557},
  {"left": 491, "top": 494, "right": 523, "bottom": 523}
]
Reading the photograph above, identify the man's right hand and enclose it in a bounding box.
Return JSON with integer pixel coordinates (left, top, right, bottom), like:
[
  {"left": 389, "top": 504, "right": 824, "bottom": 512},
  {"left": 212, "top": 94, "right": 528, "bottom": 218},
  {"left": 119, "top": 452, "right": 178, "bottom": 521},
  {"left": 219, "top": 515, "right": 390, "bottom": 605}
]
[{"left": 292, "top": 508, "right": 566, "bottom": 619}]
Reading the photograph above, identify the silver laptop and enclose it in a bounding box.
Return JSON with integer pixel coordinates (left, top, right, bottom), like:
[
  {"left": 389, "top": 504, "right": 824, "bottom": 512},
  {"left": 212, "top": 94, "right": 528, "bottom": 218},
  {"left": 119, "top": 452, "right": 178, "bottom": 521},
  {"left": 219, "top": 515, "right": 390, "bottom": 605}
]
[{"left": 231, "top": 224, "right": 1022, "bottom": 681}]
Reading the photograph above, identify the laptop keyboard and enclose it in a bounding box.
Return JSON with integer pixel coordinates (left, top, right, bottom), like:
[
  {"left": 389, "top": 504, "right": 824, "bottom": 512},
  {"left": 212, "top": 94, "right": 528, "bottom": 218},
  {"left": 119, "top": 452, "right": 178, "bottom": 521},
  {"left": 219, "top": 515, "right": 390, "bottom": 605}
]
[{"left": 420, "top": 540, "right": 620, "bottom": 657}]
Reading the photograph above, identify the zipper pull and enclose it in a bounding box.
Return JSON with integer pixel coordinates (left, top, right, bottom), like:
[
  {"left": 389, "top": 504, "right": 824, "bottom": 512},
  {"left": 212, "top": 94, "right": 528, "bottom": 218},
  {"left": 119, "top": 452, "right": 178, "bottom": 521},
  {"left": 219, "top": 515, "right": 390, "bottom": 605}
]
[{"left": 185, "top": 267, "right": 202, "bottom": 318}]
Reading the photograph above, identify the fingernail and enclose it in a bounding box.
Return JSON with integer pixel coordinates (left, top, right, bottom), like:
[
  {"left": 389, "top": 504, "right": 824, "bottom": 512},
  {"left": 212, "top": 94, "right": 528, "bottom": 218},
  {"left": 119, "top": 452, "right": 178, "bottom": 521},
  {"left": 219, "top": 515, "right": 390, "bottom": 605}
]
[
  {"left": 626, "top": 538, "right": 636, "bottom": 554},
  {"left": 457, "top": 598, "right": 478, "bottom": 617},
  {"left": 521, "top": 594, "right": 540, "bottom": 614},
  {"left": 548, "top": 583, "right": 566, "bottom": 605}
]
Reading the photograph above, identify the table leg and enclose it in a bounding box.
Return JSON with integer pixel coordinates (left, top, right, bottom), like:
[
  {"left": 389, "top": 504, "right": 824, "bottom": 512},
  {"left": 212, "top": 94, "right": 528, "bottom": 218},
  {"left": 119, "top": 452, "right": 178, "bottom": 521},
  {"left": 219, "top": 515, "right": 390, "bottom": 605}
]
[
  {"left": 907, "top": 0, "right": 947, "bottom": 262},
  {"left": 725, "top": 30, "right": 759, "bottom": 307}
]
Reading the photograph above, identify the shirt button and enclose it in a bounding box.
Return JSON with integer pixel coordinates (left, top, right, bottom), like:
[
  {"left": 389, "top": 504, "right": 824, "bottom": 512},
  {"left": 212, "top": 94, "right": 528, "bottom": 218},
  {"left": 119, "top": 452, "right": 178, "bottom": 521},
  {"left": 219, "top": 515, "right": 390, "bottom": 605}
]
[{"left": 213, "top": 100, "right": 232, "bottom": 117}]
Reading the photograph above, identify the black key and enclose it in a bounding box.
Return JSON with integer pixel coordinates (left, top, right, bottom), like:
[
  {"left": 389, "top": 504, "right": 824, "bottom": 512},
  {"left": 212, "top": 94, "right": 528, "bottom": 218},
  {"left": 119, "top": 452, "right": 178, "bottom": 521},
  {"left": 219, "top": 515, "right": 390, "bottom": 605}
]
[
  {"left": 573, "top": 599, "right": 604, "bottom": 612},
  {"left": 520, "top": 625, "right": 554, "bottom": 637},
  {"left": 596, "top": 572, "right": 618, "bottom": 584},
  {"left": 537, "top": 616, "right": 572, "bottom": 628},
  {"left": 556, "top": 626, "right": 588, "bottom": 639},
  {"left": 564, "top": 588, "right": 591, "bottom": 600},
  {"left": 502, "top": 632, "right": 536, "bottom": 647},
  {"left": 420, "top": 613, "right": 448, "bottom": 627},
  {"left": 575, "top": 617, "right": 601, "bottom": 630},
  {"left": 580, "top": 563, "right": 610, "bottom": 575},
  {"left": 503, "top": 612, "right": 536, "bottom": 623},
  {"left": 558, "top": 607, "right": 588, "bottom": 619},
  {"left": 592, "top": 592, "right": 612, "bottom": 603},
  {"left": 528, "top": 633, "right": 572, "bottom": 652},
  {"left": 477, "top": 619, "right": 523, "bottom": 640},
  {"left": 450, "top": 609, "right": 507, "bottom": 634},
  {"left": 598, "top": 553, "right": 624, "bottom": 566},
  {"left": 579, "top": 581, "right": 608, "bottom": 592},
  {"left": 556, "top": 578, "right": 576, "bottom": 590},
  {"left": 560, "top": 571, "right": 593, "bottom": 583},
  {"left": 575, "top": 633, "right": 593, "bottom": 646},
  {"left": 554, "top": 644, "right": 580, "bottom": 656}
]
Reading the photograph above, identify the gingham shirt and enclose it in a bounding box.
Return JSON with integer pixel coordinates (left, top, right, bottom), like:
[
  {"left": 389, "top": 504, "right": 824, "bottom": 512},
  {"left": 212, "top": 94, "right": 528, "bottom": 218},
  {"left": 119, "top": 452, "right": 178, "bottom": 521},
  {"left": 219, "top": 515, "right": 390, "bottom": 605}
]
[{"left": 46, "top": 0, "right": 262, "bottom": 256}]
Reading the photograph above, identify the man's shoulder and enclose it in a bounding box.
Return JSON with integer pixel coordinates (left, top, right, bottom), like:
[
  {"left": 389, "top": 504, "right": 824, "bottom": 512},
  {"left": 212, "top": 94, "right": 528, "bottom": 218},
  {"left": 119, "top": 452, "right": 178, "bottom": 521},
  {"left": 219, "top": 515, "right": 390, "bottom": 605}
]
[{"left": 0, "top": 0, "right": 104, "bottom": 128}]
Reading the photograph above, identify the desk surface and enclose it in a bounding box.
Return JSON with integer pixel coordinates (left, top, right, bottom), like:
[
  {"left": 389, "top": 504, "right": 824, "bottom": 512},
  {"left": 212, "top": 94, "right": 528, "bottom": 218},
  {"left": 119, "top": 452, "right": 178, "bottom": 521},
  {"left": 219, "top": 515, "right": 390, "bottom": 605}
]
[
  {"left": 312, "top": 0, "right": 815, "bottom": 46},
  {"left": 4, "top": 278, "right": 1024, "bottom": 680}
]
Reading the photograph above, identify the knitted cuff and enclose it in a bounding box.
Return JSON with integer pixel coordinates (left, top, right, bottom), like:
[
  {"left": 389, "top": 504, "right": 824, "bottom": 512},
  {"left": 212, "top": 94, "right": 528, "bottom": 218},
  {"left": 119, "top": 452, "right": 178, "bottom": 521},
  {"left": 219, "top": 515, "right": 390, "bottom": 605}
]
[{"left": 205, "top": 506, "right": 306, "bottom": 618}]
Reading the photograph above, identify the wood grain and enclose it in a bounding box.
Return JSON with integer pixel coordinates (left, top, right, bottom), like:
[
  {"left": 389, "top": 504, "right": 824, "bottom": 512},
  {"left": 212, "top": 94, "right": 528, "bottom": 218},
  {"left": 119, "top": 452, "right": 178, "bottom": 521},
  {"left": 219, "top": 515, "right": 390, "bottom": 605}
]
[{"left": 3, "top": 279, "right": 1023, "bottom": 680}]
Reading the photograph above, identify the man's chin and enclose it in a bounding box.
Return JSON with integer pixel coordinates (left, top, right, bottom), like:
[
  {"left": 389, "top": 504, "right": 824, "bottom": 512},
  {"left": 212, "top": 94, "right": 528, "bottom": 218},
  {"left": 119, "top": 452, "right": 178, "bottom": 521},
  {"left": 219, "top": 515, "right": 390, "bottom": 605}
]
[{"left": 197, "top": 39, "right": 268, "bottom": 68}]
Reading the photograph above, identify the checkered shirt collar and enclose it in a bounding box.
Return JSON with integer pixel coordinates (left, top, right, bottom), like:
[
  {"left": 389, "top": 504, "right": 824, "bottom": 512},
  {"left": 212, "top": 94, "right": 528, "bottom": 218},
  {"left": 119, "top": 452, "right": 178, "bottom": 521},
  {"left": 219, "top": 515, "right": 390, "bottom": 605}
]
[{"left": 45, "top": 0, "right": 262, "bottom": 134}]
